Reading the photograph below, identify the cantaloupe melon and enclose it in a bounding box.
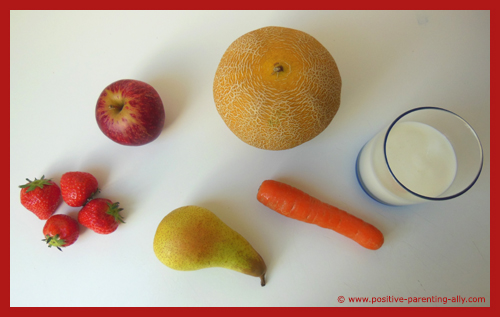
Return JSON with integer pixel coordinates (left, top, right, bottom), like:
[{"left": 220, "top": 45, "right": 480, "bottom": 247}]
[{"left": 213, "top": 26, "right": 342, "bottom": 150}]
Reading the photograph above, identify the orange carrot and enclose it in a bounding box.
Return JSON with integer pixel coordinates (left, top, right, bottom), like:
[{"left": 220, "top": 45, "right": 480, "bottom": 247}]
[{"left": 257, "top": 180, "right": 384, "bottom": 250}]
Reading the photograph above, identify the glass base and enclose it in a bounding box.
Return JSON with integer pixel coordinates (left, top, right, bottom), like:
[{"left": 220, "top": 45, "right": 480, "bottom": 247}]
[{"left": 355, "top": 147, "right": 394, "bottom": 206}]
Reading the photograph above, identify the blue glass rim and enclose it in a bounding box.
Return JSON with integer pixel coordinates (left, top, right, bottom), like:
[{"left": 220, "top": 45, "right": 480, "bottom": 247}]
[{"left": 382, "top": 107, "right": 484, "bottom": 201}]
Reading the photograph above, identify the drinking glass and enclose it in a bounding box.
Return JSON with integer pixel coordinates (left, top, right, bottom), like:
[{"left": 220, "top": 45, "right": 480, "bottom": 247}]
[{"left": 356, "top": 107, "right": 483, "bottom": 205}]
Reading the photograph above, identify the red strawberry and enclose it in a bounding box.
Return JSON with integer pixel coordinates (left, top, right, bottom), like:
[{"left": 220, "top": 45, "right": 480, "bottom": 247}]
[
  {"left": 78, "top": 198, "right": 124, "bottom": 234},
  {"left": 19, "top": 176, "right": 62, "bottom": 220},
  {"left": 42, "top": 214, "right": 80, "bottom": 251},
  {"left": 60, "top": 171, "right": 99, "bottom": 207}
]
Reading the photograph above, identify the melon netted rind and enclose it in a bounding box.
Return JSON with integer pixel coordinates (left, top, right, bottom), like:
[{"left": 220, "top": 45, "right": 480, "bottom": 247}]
[{"left": 213, "top": 26, "right": 342, "bottom": 150}]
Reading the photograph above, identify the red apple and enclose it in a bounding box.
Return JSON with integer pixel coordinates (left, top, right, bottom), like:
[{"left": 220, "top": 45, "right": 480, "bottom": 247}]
[{"left": 95, "top": 79, "right": 165, "bottom": 146}]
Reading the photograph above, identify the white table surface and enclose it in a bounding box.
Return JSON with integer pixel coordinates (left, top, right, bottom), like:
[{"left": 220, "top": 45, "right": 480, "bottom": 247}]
[{"left": 10, "top": 10, "right": 490, "bottom": 307}]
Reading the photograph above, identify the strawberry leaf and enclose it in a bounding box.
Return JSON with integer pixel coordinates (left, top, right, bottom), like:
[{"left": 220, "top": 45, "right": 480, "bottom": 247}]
[
  {"left": 19, "top": 175, "right": 53, "bottom": 193},
  {"left": 42, "top": 234, "right": 65, "bottom": 251},
  {"left": 106, "top": 202, "right": 125, "bottom": 224}
]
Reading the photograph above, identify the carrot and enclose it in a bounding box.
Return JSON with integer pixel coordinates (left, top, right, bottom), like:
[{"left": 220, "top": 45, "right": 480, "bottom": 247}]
[{"left": 257, "top": 180, "right": 384, "bottom": 250}]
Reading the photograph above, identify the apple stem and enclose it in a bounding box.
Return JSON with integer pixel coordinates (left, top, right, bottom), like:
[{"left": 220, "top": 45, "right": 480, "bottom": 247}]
[{"left": 108, "top": 103, "right": 124, "bottom": 112}]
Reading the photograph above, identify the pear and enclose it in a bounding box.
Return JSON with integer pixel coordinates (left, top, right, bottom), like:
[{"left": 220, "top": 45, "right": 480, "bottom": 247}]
[{"left": 153, "top": 205, "right": 267, "bottom": 286}]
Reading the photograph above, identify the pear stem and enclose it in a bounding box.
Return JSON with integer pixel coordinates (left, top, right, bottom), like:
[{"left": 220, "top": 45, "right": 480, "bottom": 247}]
[{"left": 260, "top": 274, "right": 266, "bottom": 287}]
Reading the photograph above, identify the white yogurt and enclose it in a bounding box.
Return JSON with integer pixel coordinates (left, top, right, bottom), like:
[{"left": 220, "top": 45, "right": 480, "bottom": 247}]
[{"left": 357, "top": 121, "right": 457, "bottom": 205}]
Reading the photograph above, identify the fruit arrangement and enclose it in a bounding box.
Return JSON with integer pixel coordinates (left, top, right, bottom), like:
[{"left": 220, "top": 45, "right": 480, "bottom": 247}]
[
  {"left": 19, "top": 172, "right": 125, "bottom": 251},
  {"left": 18, "top": 26, "right": 386, "bottom": 286}
]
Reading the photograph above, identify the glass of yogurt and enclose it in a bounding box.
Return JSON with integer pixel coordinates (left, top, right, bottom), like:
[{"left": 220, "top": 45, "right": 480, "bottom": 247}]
[{"left": 356, "top": 107, "right": 483, "bottom": 206}]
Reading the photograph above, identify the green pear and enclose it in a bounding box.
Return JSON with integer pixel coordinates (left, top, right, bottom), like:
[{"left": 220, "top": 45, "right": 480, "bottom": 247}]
[{"left": 153, "top": 205, "right": 267, "bottom": 286}]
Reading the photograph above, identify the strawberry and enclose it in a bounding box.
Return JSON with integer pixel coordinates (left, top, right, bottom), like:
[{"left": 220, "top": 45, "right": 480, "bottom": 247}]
[
  {"left": 19, "top": 176, "right": 62, "bottom": 220},
  {"left": 78, "top": 198, "right": 124, "bottom": 234},
  {"left": 60, "top": 171, "right": 99, "bottom": 207},
  {"left": 42, "top": 214, "right": 80, "bottom": 251}
]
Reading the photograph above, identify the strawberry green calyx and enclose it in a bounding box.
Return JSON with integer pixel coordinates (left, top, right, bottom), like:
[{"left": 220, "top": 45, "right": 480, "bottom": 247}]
[
  {"left": 42, "top": 234, "right": 66, "bottom": 251},
  {"left": 106, "top": 202, "right": 125, "bottom": 224},
  {"left": 19, "top": 175, "right": 54, "bottom": 192}
]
